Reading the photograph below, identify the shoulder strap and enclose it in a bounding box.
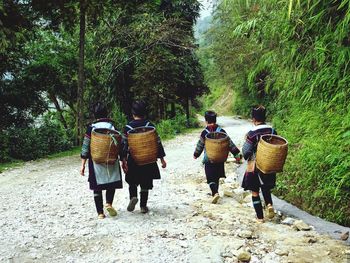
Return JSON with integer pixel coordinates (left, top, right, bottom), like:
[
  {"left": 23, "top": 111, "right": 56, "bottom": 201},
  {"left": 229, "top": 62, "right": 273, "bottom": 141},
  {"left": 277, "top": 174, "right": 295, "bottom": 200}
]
[
  {"left": 205, "top": 128, "right": 210, "bottom": 133},
  {"left": 145, "top": 121, "right": 150, "bottom": 127},
  {"left": 125, "top": 125, "right": 133, "bottom": 130},
  {"left": 216, "top": 126, "right": 221, "bottom": 132}
]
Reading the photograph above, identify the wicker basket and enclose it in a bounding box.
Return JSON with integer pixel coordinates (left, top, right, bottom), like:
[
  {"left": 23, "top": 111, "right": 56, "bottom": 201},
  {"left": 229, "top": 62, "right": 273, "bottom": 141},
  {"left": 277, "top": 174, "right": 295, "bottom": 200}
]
[
  {"left": 256, "top": 134, "right": 288, "bottom": 174},
  {"left": 127, "top": 126, "right": 158, "bottom": 165},
  {"left": 91, "top": 128, "right": 121, "bottom": 164},
  {"left": 205, "top": 132, "right": 229, "bottom": 163}
]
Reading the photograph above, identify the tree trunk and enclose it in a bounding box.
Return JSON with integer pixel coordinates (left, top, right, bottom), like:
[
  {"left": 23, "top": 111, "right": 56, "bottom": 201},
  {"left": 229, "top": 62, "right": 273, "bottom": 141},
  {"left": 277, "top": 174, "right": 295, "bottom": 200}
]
[
  {"left": 159, "top": 99, "right": 164, "bottom": 120},
  {"left": 185, "top": 97, "right": 190, "bottom": 127},
  {"left": 170, "top": 102, "right": 175, "bottom": 118},
  {"left": 76, "top": 0, "right": 86, "bottom": 145},
  {"left": 48, "top": 93, "right": 68, "bottom": 129}
]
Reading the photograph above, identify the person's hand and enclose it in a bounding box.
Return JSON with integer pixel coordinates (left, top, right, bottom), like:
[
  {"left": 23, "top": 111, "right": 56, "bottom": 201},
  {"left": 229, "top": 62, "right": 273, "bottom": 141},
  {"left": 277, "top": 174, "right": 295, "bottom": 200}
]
[
  {"left": 160, "top": 158, "right": 167, "bottom": 168},
  {"left": 80, "top": 165, "right": 85, "bottom": 176},
  {"left": 234, "top": 154, "right": 243, "bottom": 164},
  {"left": 122, "top": 159, "right": 128, "bottom": 173},
  {"left": 193, "top": 155, "right": 197, "bottom": 160}
]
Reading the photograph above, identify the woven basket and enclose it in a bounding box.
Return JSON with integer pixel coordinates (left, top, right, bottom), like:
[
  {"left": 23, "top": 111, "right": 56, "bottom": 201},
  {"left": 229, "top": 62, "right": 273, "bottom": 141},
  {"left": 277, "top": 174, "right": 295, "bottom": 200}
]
[
  {"left": 91, "top": 128, "right": 121, "bottom": 164},
  {"left": 127, "top": 126, "right": 158, "bottom": 165},
  {"left": 256, "top": 134, "right": 288, "bottom": 174},
  {"left": 205, "top": 132, "right": 229, "bottom": 163}
]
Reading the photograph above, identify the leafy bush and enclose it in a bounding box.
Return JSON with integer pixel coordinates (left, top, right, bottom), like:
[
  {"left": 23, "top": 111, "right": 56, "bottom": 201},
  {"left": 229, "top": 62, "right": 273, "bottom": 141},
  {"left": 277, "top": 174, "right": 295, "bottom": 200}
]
[
  {"left": 157, "top": 114, "right": 199, "bottom": 140},
  {"left": 0, "top": 132, "right": 10, "bottom": 163},
  {"left": 4, "top": 117, "right": 73, "bottom": 162}
]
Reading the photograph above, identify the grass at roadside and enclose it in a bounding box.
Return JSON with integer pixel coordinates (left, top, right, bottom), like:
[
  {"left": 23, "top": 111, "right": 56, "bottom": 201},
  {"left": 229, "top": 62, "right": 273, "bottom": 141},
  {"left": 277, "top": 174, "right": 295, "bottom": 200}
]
[{"left": 0, "top": 146, "right": 81, "bottom": 173}]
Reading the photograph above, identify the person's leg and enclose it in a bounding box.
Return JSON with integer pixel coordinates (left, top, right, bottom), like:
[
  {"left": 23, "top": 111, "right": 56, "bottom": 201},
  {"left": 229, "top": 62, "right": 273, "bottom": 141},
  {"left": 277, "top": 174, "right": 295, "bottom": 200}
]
[
  {"left": 205, "top": 164, "right": 220, "bottom": 203},
  {"left": 261, "top": 185, "right": 274, "bottom": 218},
  {"left": 105, "top": 189, "right": 117, "bottom": 217},
  {"left": 93, "top": 190, "right": 104, "bottom": 218},
  {"left": 127, "top": 184, "right": 139, "bottom": 212},
  {"left": 106, "top": 189, "right": 115, "bottom": 205},
  {"left": 140, "top": 188, "right": 149, "bottom": 213},
  {"left": 261, "top": 186, "right": 273, "bottom": 206},
  {"left": 209, "top": 181, "right": 219, "bottom": 196},
  {"left": 129, "top": 184, "right": 138, "bottom": 198},
  {"left": 252, "top": 190, "right": 264, "bottom": 221}
]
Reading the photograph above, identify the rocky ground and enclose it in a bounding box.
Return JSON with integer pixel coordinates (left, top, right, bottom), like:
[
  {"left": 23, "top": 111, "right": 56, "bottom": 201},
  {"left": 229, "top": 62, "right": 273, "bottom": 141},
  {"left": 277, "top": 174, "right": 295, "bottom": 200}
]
[{"left": 0, "top": 117, "right": 349, "bottom": 263}]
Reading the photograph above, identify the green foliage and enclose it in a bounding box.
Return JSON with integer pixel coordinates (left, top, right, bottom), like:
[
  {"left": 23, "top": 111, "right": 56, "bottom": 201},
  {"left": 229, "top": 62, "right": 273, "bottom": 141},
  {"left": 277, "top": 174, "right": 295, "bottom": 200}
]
[
  {"left": 199, "top": 0, "right": 350, "bottom": 225},
  {"left": 1, "top": 0, "right": 205, "bottom": 161},
  {"left": 157, "top": 114, "right": 199, "bottom": 140},
  {"left": 2, "top": 114, "right": 73, "bottom": 162}
]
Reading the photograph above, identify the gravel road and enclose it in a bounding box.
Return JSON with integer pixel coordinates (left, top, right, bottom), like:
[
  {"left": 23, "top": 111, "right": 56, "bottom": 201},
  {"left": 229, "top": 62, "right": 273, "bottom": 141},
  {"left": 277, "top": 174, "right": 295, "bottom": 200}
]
[{"left": 0, "top": 117, "right": 349, "bottom": 263}]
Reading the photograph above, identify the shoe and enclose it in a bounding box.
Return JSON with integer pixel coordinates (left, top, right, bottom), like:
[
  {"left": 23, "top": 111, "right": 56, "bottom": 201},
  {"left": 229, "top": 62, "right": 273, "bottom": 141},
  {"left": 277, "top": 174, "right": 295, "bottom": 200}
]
[
  {"left": 256, "top": 218, "right": 264, "bottom": 224},
  {"left": 106, "top": 205, "right": 117, "bottom": 217},
  {"left": 212, "top": 193, "right": 220, "bottom": 204},
  {"left": 266, "top": 204, "right": 275, "bottom": 219},
  {"left": 127, "top": 197, "right": 139, "bottom": 212},
  {"left": 98, "top": 213, "right": 106, "bottom": 219},
  {"left": 140, "top": 206, "right": 149, "bottom": 214}
]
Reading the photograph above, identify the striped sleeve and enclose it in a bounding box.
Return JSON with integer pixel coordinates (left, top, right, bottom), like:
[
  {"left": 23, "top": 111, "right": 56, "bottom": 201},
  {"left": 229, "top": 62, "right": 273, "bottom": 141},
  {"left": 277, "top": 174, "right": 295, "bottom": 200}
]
[
  {"left": 242, "top": 133, "right": 255, "bottom": 160},
  {"left": 229, "top": 138, "right": 240, "bottom": 156},
  {"left": 81, "top": 126, "right": 92, "bottom": 159},
  {"left": 194, "top": 130, "right": 206, "bottom": 157}
]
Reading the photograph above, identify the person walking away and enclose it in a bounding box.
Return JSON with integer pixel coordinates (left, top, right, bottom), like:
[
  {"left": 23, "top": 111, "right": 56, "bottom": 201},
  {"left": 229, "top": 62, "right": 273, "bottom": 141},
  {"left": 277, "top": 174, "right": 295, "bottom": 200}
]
[
  {"left": 80, "top": 102, "right": 123, "bottom": 219},
  {"left": 241, "top": 105, "right": 277, "bottom": 223},
  {"left": 194, "top": 111, "right": 242, "bottom": 204},
  {"left": 121, "top": 101, "right": 166, "bottom": 214}
]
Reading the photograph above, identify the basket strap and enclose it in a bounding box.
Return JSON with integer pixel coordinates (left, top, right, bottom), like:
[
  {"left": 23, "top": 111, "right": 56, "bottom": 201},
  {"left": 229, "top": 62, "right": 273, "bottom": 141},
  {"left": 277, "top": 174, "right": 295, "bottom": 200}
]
[
  {"left": 145, "top": 121, "right": 150, "bottom": 127},
  {"left": 215, "top": 127, "right": 222, "bottom": 132},
  {"left": 110, "top": 134, "right": 119, "bottom": 146},
  {"left": 205, "top": 128, "right": 210, "bottom": 133},
  {"left": 125, "top": 125, "right": 133, "bottom": 130}
]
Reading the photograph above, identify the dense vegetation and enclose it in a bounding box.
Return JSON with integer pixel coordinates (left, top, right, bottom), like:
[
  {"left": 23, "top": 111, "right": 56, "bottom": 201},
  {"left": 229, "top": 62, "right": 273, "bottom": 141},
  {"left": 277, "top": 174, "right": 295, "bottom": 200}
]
[
  {"left": 198, "top": 0, "right": 350, "bottom": 226},
  {"left": 0, "top": 0, "right": 206, "bottom": 162}
]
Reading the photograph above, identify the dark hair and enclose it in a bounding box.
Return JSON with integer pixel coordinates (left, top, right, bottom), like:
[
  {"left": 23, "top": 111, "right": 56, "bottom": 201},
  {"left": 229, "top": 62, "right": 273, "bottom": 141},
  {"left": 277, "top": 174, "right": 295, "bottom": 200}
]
[
  {"left": 131, "top": 100, "right": 147, "bottom": 118},
  {"left": 205, "top": 110, "right": 217, "bottom": 124},
  {"left": 92, "top": 102, "right": 108, "bottom": 119},
  {"left": 251, "top": 105, "right": 266, "bottom": 122}
]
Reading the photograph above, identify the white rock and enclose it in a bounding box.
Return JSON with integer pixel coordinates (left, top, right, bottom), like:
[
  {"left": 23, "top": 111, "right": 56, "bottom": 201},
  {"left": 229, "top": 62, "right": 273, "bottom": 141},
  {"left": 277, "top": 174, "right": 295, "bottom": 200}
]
[
  {"left": 281, "top": 217, "right": 296, "bottom": 226},
  {"left": 293, "top": 220, "right": 312, "bottom": 231}
]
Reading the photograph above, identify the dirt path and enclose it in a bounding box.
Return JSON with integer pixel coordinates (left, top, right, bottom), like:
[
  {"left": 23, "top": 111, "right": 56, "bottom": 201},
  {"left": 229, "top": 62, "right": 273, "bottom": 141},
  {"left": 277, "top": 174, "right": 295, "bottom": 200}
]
[{"left": 0, "top": 117, "right": 349, "bottom": 263}]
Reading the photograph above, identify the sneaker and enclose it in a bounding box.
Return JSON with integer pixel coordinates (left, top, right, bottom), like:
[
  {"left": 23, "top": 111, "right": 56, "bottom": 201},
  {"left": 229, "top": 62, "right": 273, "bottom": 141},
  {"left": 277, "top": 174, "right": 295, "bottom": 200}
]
[
  {"left": 266, "top": 205, "right": 275, "bottom": 219},
  {"left": 98, "top": 213, "right": 106, "bottom": 219},
  {"left": 212, "top": 193, "right": 220, "bottom": 204},
  {"left": 106, "top": 205, "right": 117, "bottom": 217},
  {"left": 140, "top": 206, "right": 149, "bottom": 214},
  {"left": 127, "top": 197, "right": 138, "bottom": 212}
]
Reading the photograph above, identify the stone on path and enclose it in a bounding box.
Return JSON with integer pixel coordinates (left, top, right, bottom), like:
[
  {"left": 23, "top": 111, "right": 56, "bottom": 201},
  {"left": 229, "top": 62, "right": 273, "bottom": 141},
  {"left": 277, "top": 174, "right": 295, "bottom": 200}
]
[
  {"left": 281, "top": 217, "right": 295, "bottom": 226},
  {"left": 223, "top": 190, "right": 234, "bottom": 197},
  {"left": 340, "top": 231, "right": 349, "bottom": 241},
  {"left": 238, "top": 251, "right": 251, "bottom": 262},
  {"left": 293, "top": 220, "right": 312, "bottom": 231},
  {"left": 232, "top": 188, "right": 250, "bottom": 203}
]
